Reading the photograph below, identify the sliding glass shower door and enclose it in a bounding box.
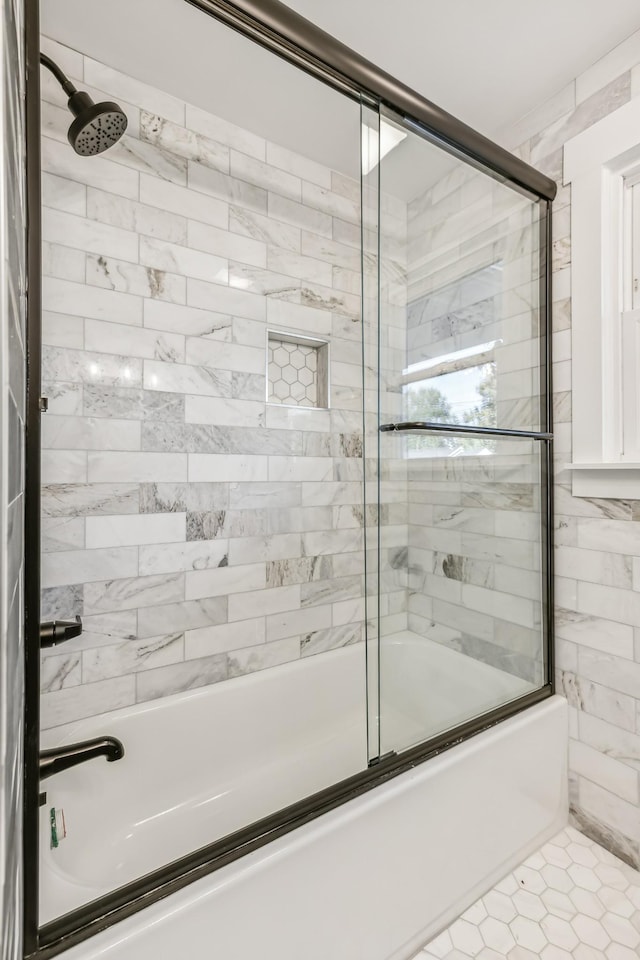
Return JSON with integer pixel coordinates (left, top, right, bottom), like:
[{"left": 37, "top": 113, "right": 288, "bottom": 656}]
[{"left": 368, "top": 108, "right": 550, "bottom": 755}]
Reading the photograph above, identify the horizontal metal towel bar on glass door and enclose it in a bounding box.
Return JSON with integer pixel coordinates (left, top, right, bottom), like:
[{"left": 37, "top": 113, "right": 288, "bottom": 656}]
[{"left": 379, "top": 421, "right": 553, "bottom": 440}]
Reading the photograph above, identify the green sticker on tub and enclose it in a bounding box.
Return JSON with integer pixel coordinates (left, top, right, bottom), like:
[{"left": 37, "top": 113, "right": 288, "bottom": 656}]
[{"left": 50, "top": 807, "right": 58, "bottom": 849}]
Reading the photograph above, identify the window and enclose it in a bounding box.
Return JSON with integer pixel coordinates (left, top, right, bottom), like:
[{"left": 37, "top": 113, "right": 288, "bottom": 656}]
[
  {"left": 564, "top": 96, "right": 640, "bottom": 496},
  {"left": 402, "top": 341, "right": 498, "bottom": 457}
]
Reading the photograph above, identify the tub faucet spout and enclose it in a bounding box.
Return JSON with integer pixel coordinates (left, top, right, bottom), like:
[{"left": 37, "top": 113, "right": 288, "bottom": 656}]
[{"left": 39, "top": 736, "right": 125, "bottom": 780}]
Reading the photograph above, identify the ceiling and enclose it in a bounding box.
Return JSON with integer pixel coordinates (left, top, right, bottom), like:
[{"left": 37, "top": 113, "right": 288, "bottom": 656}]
[{"left": 41, "top": 0, "right": 640, "bottom": 201}]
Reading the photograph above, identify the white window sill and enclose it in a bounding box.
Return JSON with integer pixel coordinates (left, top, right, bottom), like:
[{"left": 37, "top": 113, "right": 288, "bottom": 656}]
[{"left": 565, "top": 462, "right": 640, "bottom": 497}]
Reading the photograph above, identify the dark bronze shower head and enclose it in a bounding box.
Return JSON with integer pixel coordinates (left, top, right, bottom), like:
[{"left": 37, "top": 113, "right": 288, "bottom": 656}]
[{"left": 40, "top": 52, "right": 128, "bottom": 156}]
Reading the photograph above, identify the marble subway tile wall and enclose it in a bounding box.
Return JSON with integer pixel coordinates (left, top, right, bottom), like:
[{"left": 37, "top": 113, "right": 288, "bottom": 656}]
[
  {"left": 494, "top": 35, "right": 640, "bottom": 866},
  {"left": 401, "top": 162, "right": 544, "bottom": 682},
  {"left": 39, "top": 37, "right": 408, "bottom": 730},
  {"left": 0, "top": 0, "right": 26, "bottom": 954}
]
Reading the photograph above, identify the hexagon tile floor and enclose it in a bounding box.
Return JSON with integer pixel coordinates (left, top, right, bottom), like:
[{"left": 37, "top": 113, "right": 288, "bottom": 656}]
[{"left": 413, "top": 826, "right": 640, "bottom": 960}]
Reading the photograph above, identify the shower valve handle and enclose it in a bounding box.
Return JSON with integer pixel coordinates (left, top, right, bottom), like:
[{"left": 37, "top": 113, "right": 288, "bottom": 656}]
[{"left": 40, "top": 616, "right": 82, "bottom": 648}]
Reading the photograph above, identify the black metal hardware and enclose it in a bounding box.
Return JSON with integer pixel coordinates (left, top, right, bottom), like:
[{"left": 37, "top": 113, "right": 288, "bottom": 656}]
[
  {"left": 39, "top": 616, "right": 82, "bottom": 648},
  {"left": 39, "top": 737, "right": 125, "bottom": 781},
  {"left": 186, "top": 0, "right": 557, "bottom": 201},
  {"left": 379, "top": 421, "right": 553, "bottom": 440}
]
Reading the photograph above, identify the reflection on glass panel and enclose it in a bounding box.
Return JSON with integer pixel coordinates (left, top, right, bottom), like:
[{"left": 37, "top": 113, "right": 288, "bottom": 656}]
[
  {"left": 380, "top": 111, "right": 543, "bottom": 434},
  {"left": 379, "top": 431, "right": 545, "bottom": 756},
  {"left": 374, "top": 107, "right": 547, "bottom": 757}
]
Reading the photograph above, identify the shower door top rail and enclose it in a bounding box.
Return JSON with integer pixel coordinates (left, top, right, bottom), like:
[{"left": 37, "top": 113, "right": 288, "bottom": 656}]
[
  {"left": 379, "top": 421, "right": 553, "bottom": 440},
  {"left": 185, "top": 0, "right": 557, "bottom": 202}
]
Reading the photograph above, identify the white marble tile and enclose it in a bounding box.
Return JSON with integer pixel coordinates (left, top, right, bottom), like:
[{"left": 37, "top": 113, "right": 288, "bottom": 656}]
[
  {"left": 43, "top": 207, "right": 139, "bottom": 262},
  {"left": 86, "top": 318, "right": 184, "bottom": 363},
  {"left": 231, "top": 150, "right": 301, "bottom": 202},
  {"left": 570, "top": 739, "right": 639, "bottom": 805},
  {"left": 137, "top": 597, "right": 227, "bottom": 639},
  {"left": 267, "top": 246, "right": 333, "bottom": 287},
  {"left": 143, "top": 299, "right": 231, "bottom": 338},
  {"left": 139, "top": 173, "right": 228, "bottom": 229},
  {"left": 187, "top": 277, "right": 266, "bottom": 321},
  {"left": 41, "top": 414, "right": 140, "bottom": 452},
  {"left": 185, "top": 562, "right": 265, "bottom": 600},
  {"left": 188, "top": 454, "right": 267, "bottom": 483},
  {"left": 43, "top": 276, "right": 142, "bottom": 326},
  {"left": 86, "top": 512, "right": 185, "bottom": 549},
  {"left": 87, "top": 451, "right": 187, "bottom": 483},
  {"left": 266, "top": 296, "right": 332, "bottom": 337},
  {"left": 188, "top": 161, "right": 267, "bottom": 215},
  {"left": 43, "top": 345, "right": 143, "bottom": 386},
  {"left": 184, "top": 338, "right": 264, "bottom": 376},
  {"left": 266, "top": 142, "right": 332, "bottom": 189},
  {"left": 267, "top": 192, "right": 332, "bottom": 238},
  {"left": 266, "top": 603, "right": 331, "bottom": 643},
  {"left": 139, "top": 539, "right": 229, "bottom": 576},
  {"left": 41, "top": 311, "right": 84, "bottom": 350},
  {"left": 227, "top": 637, "right": 300, "bottom": 678},
  {"left": 86, "top": 255, "right": 186, "bottom": 304},
  {"left": 185, "top": 396, "right": 264, "bottom": 428},
  {"left": 184, "top": 618, "right": 265, "bottom": 659},
  {"left": 82, "top": 633, "right": 184, "bottom": 682},
  {"left": 229, "top": 204, "right": 300, "bottom": 253},
  {"left": 41, "top": 449, "right": 87, "bottom": 484},
  {"left": 42, "top": 242, "right": 86, "bottom": 283},
  {"left": 143, "top": 359, "right": 231, "bottom": 398},
  {"left": 140, "top": 111, "right": 229, "bottom": 173},
  {"left": 187, "top": 218, "right": 266, "bottom": 268},
  {"left": 227, "top": 584, "right": 299, "bottom": 622},
  {"left": 42, "top": 138, "right": 139, "bottom": 200},
  {"left": 41, "top": 517, "right": 85, "bottom": 553},
  {"left": 86, "top": 187, "right": 188, "bottom": 244},
  {"left": 140, "top": 235, "right": 228, "bottom": 285},
  {"left": 268, "top": 456, "right": 332, "bottom": 483},
  {"left": 136, "top": 653, "right": 227, "bottom": 701},
  {"left": 41, "top": 675, "right": 136, "bottom": 729},
  {"left": 41, "top": 546, "right": 138, "bottom": 588},
  {"left": 83, "top": 573, "right": 184, "bottom": 615}
]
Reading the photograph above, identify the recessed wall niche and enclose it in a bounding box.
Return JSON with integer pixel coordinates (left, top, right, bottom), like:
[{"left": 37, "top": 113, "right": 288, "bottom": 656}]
[{"left": 267, "top": 331, "right": 329, "bottom": 408}]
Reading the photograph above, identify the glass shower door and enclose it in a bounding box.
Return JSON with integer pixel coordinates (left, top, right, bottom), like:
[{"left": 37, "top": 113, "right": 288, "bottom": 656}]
[{"left": 371, "top": 109, "right": 549, "bottom": 755}]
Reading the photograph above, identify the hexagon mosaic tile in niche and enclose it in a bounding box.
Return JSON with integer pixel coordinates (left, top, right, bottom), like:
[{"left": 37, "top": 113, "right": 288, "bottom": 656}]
[
  {"left": 267, "top": 333, "right": 328, "bottom": 408},
  {"left": 415, "top": 826, "right": 640, "bottom": 960}
]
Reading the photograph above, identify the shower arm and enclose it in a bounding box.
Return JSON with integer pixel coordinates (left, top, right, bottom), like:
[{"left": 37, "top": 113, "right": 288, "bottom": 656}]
[{"left": 39, "top": 52, "right": 77, "bottom": 97}]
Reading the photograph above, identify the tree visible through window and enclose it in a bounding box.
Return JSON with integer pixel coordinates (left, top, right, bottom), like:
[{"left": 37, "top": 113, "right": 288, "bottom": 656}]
[{"left": 405, "top": 362, "right": 496, "bottom": 455}]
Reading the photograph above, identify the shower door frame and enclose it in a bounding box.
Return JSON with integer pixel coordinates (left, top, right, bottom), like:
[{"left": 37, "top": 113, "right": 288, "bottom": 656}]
[{"left": 21, "top": 0, "right": 556, "bottom": 956}]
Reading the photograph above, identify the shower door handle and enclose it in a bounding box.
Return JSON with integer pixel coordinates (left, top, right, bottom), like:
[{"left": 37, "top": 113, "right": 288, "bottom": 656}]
[{"left": 40, "top": 616, "right": 82, "bottom": 648}]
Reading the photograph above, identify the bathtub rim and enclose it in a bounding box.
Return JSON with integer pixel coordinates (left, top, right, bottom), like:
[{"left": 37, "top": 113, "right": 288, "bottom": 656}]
[{"left": 34, "top": 682, "right": 553, "bottom": 959}]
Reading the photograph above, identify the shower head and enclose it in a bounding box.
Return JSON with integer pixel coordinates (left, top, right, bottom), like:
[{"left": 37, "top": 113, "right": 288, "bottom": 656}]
[
  {"left": 40, "top": 52, "right": 128, "bottom": 156},
  {"left": 67, "top": 92, "right": 128, "bottom": 156}
]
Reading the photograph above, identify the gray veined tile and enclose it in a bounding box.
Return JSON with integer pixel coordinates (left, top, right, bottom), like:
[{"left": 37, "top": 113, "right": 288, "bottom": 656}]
[
  {"left": 83, "top": 384, "right": 185, "bottom": 422},
  {"left": 86, "top": 186, "right": 188, "bottom": 244},
  {"left": 86, "top": 254, "right": 187, "bottom": 305},
  {"left": 40, "top": 584, "right": 83, "bottom": 621},
  {"left": 266, "top": 556, "right": 332, "bottom": 588},
  {"left": 143, "top": 359, "right": 232, "bottom": 399},
  {"left": 139, "top": 481, "right": 229, "bottom": 514},
  {"left": 41, "top": 516, "right": 85, "bottom": 553},
  {"left": 41, "top": 482, "right": 140, "bottom": 517},
  {"left": 109, "top": 136, "right": 188, "bottom": 185},
  {"left": 141, "top": 422, "right": 301, "bottom": 457},
  {"left": 82, "top": 633, "right": 185, "bottom": 682},
  {"left": 300, "top": 575, "right": 361, "bottom": 607},
  {"left": 40, "top": 652, "right": 82, "bottom": 693},
  {"left": 140, "top": 111, "right": 230, "bottom": 174},
  {"left": 83, "top": 572, "right": 185, "bottom": 615},
  {"left": 186, "top": 508, "right": 267, "bottom": 541},
  {"left": 137, "top": 597, "right": 228, "bottom": 638},
  {"left": 227, "top": 637, "right": 300, "bottom": 678},
  {"left": 136, "top": 653, "right": 228, "bottom": 702},
  {"left": 41, "top": 675, "right": 136, "bottom": 730},
  {"left": 43, "top": 345, "right": 143, "bottom": 387},
  {"left": 300, "top": 622, "right": 362, "bottom": 657}
]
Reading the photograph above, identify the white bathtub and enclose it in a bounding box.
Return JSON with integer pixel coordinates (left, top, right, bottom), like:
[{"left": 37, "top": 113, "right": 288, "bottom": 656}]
[{"left": 41, "top": 635, "right": 568, "bottom": 959}]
